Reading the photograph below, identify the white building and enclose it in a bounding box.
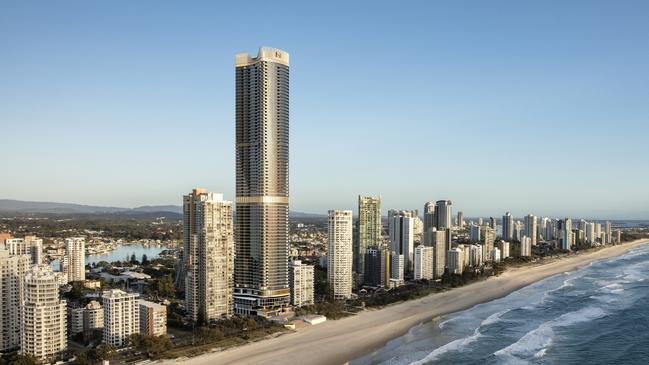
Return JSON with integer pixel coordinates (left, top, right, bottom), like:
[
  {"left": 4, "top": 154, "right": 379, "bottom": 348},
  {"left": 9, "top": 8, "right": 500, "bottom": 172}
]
[
  {"left": 21, "top": 265, "right": 67, "bottom": 361},
  {"left": 414, "top": 245, "right": 434, "bottom": 280},
  {"left": 84, "top": 300, "right": 104, "bottom": 332},
  {"left": 431, "top": 229, "right": 447, "bottom": 278},
  {"left": 289, "top": 260, "right": 314, "bottom": 307},
  {"left": 0, "top": 250, "right": 31, "bottom": 351},
  {"left": 491, "top": 247, "right": 501, "bottom": 263},
  {"left": 520, "top": 236, "right": 532, "bottom": 257},
  {"left": 102, "top": 289, "right": 140, "bottom": 347},
  {"left": 184, "top": 189, "right": 234, "bottom": 321},
  {"left": 327, "top": 210, "right": 353, "bottom": 300},
  {"left": 524, "top": 214, "right": 537, "bottom": 246},
  {"left": 64, "top": 237, "right": 85, "bottom": 282},
  {"left": 498, "top": 241, "right": 510, "bottom": 259},
  {"left": 447, "top": 248, "right": 464, "bottom": 274},
  {"left": 139, "top": 300, "right": 167, "bottom": 337},
  {"left": 468, "top": 245, "right": 483, "bottom": 267}
]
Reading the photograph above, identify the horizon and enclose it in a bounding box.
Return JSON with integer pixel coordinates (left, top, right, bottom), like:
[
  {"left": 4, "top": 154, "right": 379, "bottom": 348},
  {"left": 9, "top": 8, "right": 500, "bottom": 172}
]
[{"left": 2, "top": 1, "right": 649, "bottom": 219}]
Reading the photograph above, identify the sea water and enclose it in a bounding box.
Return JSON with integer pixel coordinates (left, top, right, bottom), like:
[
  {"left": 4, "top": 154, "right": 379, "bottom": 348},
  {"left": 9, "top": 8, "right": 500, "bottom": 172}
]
[{"left": 353, "top": 243, "right": 649, "bottom": 364}]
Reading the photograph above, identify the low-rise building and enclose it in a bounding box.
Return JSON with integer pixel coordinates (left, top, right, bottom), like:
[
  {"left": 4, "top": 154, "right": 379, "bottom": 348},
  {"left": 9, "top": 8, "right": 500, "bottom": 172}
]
[{"left": 139, "top": 300, "right": 166, "bottom": 337}]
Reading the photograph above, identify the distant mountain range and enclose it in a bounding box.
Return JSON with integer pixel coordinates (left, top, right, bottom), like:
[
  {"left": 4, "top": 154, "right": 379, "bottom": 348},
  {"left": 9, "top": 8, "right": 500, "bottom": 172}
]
[{"left": 0, "top": 199, "right": 325, "bottom": 218}]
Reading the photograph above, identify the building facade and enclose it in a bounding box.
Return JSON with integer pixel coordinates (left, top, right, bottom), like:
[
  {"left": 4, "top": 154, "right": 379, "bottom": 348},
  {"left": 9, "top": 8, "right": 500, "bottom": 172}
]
[
  {"left": 327, "top": 210, "right": 353, "bottom": 300},
  {"left": 184, "top": 189, "right": 234, "bottom": 321},
  {"left": 64, "top": 237, "right": 85, "bottom": 282},
  {"left": 389, "top": 211, "right": 414, "bottom": 276},
  {"left": 355, "top": 196, "right": 381, "bottom": 277},
  {"left": 289, "top": 260, "right": 314, "bottom": 307},
  {"left": 502, "top": 212, "right": 514, "bottom": 240},
  {"left": 139, "top": 300, "right": 167, "bottom": 337},
  {"left": 20, "top": 265, "right": 67, "bottom": 361},
  {"left": 102, "top": 289, "right": 139, "bottom": 348},
  {"left": 435, "top": 200, "right": 453, "bottom": 229},
  {"left": 414, "top": 245, "right": 434, "bottom": 280},
  {"left": 0, "top": 250, "right": 31, "bottom": 351},
  {"left": 234, "top": 47, "right": 290, "bottom": 316}
]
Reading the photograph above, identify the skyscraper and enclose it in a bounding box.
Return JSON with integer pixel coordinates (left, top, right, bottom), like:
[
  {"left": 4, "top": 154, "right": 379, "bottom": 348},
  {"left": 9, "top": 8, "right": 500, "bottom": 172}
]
[
  {"left": 64, "top": 237, "right": 85, "bottom": 282},
  {"left": 355, "top": 195, "right": 381, "bottom": 277},
  {"left": 389, "top": 211, "right": 414, "bottom": 275},
  {"left": 423, "top": 202, "right": 436, "bottom": 243},
  {"left": 456, "top": 211, "right": 464, "bottom": 228},
  {"left": 21, "top": 265, "right": 67, "bottom": 361},
  {"left": 414, "top": 245, "right": 434, "bottom": 280},
  {"left": 328, "top": 210, "right": 353, "bottom": 300},
  {"left": 431, "top": 229, "right": 447, "bottom": 278},
  {"left": 502, "top": 212, "right": 514, "bottom": 240},
  {"left": 0, "top": 250, "right": 30, "bottom": 352},
  {"left": 524, "top": 214, "right": 537, "bottom": 246},
  {"left": 605, "top": 221, "right": 612, "bottom": 244},
  {"left": 234, "top": 47, "right": 290, "bottom": 315},
  {"left": 435, "top": 200, "right": 453, "bottom": 229},
  {"left": 184, "top": 189, "right": 234, "bottom": 321},
  {"left": 139, "top": 300, "right": 167, "bottom": 337}
]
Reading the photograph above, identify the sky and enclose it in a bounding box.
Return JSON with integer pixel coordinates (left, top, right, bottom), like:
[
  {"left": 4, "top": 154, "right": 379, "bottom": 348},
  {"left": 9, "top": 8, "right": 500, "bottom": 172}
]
[{"left": 1, "top": 0, "right": 649, "bottom": 219}]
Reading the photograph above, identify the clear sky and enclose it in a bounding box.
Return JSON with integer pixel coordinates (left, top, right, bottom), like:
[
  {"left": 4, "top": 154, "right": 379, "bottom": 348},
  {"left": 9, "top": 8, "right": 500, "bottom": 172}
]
[{"left": 1, "top": 1, "right": 648, "bottom": 219}]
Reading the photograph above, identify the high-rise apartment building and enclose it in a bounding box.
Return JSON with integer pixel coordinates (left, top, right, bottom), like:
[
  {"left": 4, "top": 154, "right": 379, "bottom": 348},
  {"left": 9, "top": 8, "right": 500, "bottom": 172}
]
[
  {"left": 483, "top": 226, "right": 496, "bottom": 262},
  {"left": 520, "top": 236, "right": 532, "bottom": 257},
  {"left": 498, "top": 241, "right": 510, "bottom": 259},
  {"left": 64, "top": 237, "right": 85, "bottom": 282},
  {"left": 447, "top": 248, "right": 464, "bottom": 274},
  {"left": 184, "top": 189, "right": 234, "bottom": 321},
  {"left": 431, "top": 229, "right": 447, "bottom": 278},
  {"left": 5, "top": 236, "right": 42, "bottom": 265},
  {"left": 456, "top": 211, "right": 464, "bottom": 228},
  {"left": 605, "top": 221, "right": 612, "bottom": 244},
  {"left": 389, "top": 211, "right": 414, "bottom": 275},
  {"left": 524, "top": 214, "right": 537, "bottom": 246},
  {"left": 435, "top": 200, "right": 453, "bottom": 229},
  {"left": 364, "top": 247, "right": 390, "bottom": 287},
  {"left": 20, "top": 265, "right": 67, "bottom": 361},
  {"left": 289, "top": 260, "right": 314, "bottom": 307},
  {"left": 414, "top": 245, "right": 434, "bottom": 280},
  {"left": 139, "top": 300, "right": 167, "bottom": 337},
  {"left": 327, "top": 210, "right": 353, "bottom": 300},
  {"left": 355, "top": 196, "right": 381, "bottom": 277},
  {"left": 423, "top": 202, "right": 436, "bottom": 242},
  {"left": 234, "top": 47, "right": 290, "bottom": 315},
  {"left": 102, "top": 289, "right": 139, "bottom": 348},
  {"left": 502, "top": 212, "right": 514, "bottom": 240},
  {"left": 0, "top": 250, "right": 30, "bottom": 351},
  {"left": 489, "top": 217, "right": 497, "bottom": 230},
  {"left": 560, "top": 218, "right": 573, "bottom": 250}
]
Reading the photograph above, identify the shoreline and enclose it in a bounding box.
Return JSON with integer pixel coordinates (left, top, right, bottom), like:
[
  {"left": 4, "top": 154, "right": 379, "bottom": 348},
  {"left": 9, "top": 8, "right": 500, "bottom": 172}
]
[{"left": 159, "top": 239, "right": 648, "bottom": 365}]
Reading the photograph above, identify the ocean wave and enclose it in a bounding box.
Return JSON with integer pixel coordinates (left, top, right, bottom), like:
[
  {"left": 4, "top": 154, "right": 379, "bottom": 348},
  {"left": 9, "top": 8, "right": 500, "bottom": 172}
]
[
  {"left": 415, "top": 309, "right": 511, "bottom": 364},
  {"left": 408, "top": 327, "right": 482, "bottom": 365},
  {"left": 493, "top": 306, "right": 607, "bottom": 362}
]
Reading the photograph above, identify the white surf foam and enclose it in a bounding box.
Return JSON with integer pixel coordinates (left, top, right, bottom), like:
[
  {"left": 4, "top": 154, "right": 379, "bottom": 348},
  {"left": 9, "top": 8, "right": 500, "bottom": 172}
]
[{"left": 493, "top": 306, "right": 607, "bottom": 362}]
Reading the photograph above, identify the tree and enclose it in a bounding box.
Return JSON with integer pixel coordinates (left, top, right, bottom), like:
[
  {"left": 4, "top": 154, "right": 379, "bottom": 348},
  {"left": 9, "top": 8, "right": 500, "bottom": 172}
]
[
  {"left": 11, "top": 355, "right": 38, "bottom": 365},
  {"left": 130, "top": 253, "right": 138, "bottom": 264},
  {"left": 142, "top": 254, "right": 149, "bottom": 265},
  {"left": 74, "top": 345, "right": 115, "bottom": 365},
  {"left": 129, "top": 334, "right": 172, "bottom": 359}
]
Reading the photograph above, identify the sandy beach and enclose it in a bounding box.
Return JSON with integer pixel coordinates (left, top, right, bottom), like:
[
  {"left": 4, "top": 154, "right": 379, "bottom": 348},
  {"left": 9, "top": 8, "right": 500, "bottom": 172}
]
[{"left": 159, "top": 239, "right": 648, "bottom": 365}]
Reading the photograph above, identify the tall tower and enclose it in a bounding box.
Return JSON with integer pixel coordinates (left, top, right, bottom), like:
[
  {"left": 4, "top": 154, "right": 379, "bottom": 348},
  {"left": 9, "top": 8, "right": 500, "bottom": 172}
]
[
  {"left": 184, "top": 189, "right": 234, "bottom": 322},
  {"left": 355, "top": 195, "right": 381, "bottom": 277},
  {"left": 502, "top": 212, "right": 514, "bottom": 240},
  {"left": 328, "top": 210, "right": 353, "bottom": 300},
  {"left": 102, "top": 289, "right": 139, "bottom": 348},
  {"left": 0, "top": 250, "right": 31, "bottom": 352},
  {"left": 234, "top": 47, "right": 290, "bottom": 315},
  {"left": 64, "top": 237, "right": 85, "bottom": 282},
  {"left": 435, "top": 200, "right": 452, "bottom": 229},
  {"left": 21, "top": 265, "right": 67, "bottom": 361},
  {"left": 524, "top": 214, "right": 537, "bottom": 246},
  {"left": 389, "top": 211, "right": 414, "bottom": 275}
]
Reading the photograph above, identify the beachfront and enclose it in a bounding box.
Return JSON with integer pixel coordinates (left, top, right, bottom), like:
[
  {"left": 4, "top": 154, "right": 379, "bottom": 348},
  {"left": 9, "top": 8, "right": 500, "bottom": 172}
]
[{"left": 158, "top": 239, "right": 649, "bottom": 365}]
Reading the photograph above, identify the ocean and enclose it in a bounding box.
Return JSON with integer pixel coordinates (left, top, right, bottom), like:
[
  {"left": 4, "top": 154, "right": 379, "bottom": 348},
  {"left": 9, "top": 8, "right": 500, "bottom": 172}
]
[{"left": 353, "top": 243, "right": 649, "bottom": 365}]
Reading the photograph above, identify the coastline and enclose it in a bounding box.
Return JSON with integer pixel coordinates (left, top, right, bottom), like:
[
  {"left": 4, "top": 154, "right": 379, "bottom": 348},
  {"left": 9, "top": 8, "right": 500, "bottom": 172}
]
[{"left": 159, "top": 239, "right": 649, "bottom": 365}]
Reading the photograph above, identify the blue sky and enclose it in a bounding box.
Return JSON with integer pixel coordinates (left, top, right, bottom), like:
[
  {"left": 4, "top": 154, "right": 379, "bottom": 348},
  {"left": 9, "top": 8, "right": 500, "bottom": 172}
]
[{"left": 1, "top": 1, "right": 648, "bottom": 219}]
